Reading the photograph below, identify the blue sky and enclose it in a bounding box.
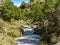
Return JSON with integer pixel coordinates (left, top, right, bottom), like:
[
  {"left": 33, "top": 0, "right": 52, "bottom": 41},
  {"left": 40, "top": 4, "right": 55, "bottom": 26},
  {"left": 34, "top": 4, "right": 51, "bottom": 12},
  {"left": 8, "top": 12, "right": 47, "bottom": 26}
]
[{"left": 11, "top": 0, "right": 30, "bottom": 7}]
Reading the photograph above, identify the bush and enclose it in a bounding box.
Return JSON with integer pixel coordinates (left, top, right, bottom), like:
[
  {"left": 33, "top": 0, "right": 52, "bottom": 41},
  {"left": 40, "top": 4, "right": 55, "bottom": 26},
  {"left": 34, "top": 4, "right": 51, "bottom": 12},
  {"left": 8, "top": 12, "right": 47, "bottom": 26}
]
[
  {"left": 8, "top": 29, "right": 22, "bottom": 37},
  {"left": 2, "top": 0, "right": 26, "bottom": 21}
]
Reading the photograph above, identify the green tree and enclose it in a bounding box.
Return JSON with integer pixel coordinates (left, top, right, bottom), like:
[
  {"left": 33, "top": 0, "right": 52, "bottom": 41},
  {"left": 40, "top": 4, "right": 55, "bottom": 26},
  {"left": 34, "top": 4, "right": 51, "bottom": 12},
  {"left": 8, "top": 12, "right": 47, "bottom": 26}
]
[
  {"left": 2, "top": 0, "right": 14, "bottom": 21},
  {"left": 2, "top": 0, "right": 26, "bottom": 21},
  {"left": 20, "top": 2, "right": 27, "bottom": 9},
  {"left": 26, "top": 3, "right": 44, "bottom": 21},
  {"left": 26, "top": 0, "right": 60, "bottom": 44}
]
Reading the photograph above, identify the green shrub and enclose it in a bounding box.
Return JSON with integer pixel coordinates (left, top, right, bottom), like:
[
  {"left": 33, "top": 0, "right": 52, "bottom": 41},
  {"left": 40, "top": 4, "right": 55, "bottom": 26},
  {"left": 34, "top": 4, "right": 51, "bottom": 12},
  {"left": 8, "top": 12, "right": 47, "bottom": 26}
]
[{"left": 8, "top": 29, "right": 22, "bottom": 37}]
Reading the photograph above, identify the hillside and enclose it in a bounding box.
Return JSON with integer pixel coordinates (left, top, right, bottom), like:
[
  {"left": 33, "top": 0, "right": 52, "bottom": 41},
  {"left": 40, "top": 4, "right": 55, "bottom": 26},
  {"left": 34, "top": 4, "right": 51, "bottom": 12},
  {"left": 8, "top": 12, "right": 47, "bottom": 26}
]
[
  {"left": 0, "top": 0, "right": 60, "bottom": 45},
  {"left": 0, "top": 18, "right": 26, "bottom": 45}
]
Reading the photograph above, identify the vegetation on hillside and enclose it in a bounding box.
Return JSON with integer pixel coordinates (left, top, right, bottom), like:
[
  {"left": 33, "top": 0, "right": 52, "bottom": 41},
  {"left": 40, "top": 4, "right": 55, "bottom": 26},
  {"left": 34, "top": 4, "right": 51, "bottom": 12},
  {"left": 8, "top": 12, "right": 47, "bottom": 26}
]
[
  {"left": 1, "top": 0, "right": 26, "bottom": 21},
  {"left": 0, "top": 0, "right": 26, "bottom": 45},
  {"left": 25, "top": 0, "right": 60, "bottom": 44},
  {"left": 0, "top": 0, "right": 60, "bottom": 45}
]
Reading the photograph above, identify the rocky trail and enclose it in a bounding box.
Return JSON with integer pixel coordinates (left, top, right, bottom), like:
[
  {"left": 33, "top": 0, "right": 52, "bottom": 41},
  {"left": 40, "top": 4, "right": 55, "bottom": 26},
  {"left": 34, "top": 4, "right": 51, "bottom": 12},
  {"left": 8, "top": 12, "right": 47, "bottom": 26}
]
[{"left": 15, "top": 25, "right": 41, "bottom": 45}]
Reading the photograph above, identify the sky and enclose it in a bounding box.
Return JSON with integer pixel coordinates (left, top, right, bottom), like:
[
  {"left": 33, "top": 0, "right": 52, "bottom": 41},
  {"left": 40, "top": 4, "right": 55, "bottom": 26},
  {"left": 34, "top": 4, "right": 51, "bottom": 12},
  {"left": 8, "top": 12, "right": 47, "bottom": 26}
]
[{"left": 11, "top": 0, "right": 30, "bottom": 7}]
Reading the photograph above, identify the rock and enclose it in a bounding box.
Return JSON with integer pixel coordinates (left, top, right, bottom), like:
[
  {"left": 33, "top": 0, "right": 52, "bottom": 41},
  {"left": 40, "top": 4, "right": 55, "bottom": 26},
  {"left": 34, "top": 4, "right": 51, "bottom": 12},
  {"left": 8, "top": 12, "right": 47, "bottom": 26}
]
[
  {"left": 50, "top": 34, "right": 57, "bottom": 44},
  {"left": 54, "top": 41, "right": 60, "bottom": 45}
]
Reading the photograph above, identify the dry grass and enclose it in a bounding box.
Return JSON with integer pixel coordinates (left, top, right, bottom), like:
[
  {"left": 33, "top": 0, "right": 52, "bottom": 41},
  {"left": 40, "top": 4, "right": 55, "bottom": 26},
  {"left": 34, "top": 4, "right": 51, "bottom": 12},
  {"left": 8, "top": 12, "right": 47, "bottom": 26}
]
[{"left": 0, "top": 18, "right": 26, "bottom": 45}]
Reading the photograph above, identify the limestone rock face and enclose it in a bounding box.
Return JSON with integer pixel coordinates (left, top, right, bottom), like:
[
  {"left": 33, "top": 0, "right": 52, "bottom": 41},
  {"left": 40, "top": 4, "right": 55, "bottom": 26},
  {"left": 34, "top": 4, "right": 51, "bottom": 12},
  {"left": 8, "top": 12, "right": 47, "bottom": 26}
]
[
  {"left": 0, "top": 0, "right": 5, "bottom": 7},
  {"left": 30, "top": 0, "right": 45, "bottom": 3},
  {"left": 21, "top": 0, "right": 45, "bottom": 12}
]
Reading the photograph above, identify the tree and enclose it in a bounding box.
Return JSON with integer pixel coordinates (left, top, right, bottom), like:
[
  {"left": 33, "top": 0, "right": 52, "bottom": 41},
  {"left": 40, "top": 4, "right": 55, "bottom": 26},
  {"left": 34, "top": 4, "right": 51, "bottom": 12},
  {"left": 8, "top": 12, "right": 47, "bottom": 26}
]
[
  {"left": 26, "top": 3, "right": 44, "bottom": 21},
  {"left": 26, "top": 0, "right": 60, "bottom": 44},
  {"left": 20, "top": 2, "right": 27, "bottom": 9},
  {"left": 1, "top": 0, "right": 14, "bottom": 21},
  {"left": 2, "top": 0, "right": 26, "bottom": 21}
]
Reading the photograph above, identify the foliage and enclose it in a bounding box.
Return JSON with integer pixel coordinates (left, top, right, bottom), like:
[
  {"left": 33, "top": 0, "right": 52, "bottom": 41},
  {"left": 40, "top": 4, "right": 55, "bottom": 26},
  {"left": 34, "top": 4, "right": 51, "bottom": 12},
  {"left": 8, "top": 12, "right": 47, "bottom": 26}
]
[
  {"left": 26, "top": 3, "right": 44, "bottom": 20},
  {"left": 0, "top": 0, "right": 60, "bottom": 44},
  {"left": 20, "top": 2, "right": 27, "bottom": 9},
  {"left": 2, "top": 0, "right": 26, "bottom": 21},
  {"left": 8, "top": 29, "right": 22, "bottom": 37},
  {"left": 26, "top": 0, "right": 60, "bottom": 44}
]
